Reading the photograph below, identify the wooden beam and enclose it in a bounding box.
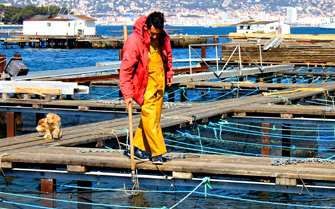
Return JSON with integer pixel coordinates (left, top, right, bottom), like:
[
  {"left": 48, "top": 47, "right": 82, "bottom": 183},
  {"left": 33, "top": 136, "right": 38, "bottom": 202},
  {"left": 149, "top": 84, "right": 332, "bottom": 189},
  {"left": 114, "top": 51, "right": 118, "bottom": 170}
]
[
  {"left": 172, "top": 171, "right": 193, "bottom": 179},
  {"left": 41, "top": 179, "right": 56, "bottom": 208},
  {"left": 1, "top": 162, "right": 12, "bottom": 168},
  {"left": 261, "top": 123, "right": 270, "bottom": 156},
  {"left": 67, "top": 165, "right": 87, "bottom": 172},
  {"left": 14, "top": 88, "right": 61, "bottom": 95},
  {"left": 275, "top": 177, "right": 297, "bottom": 186},
  {"left": 235, "top": 112, "right": 246, "bottom": 117},
  {"left": 7, "top": 112, "right": 16, "bottom": 137}
]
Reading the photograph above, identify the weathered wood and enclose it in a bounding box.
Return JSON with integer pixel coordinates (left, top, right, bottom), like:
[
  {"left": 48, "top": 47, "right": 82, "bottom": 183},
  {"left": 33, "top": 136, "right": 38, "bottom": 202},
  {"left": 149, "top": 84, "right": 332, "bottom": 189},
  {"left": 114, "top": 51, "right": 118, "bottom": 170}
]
[
  {"left": 41, "top": 178, "right": 56, "bottom": 208},
  {"left": 261, "top": 123, "right": 270, "bottom": 156},
  {"left": 67, "top": 165, "right": 87, "bottom": 172},
  {"left": 4, "top": 149, "right": 335, "bottom": 181},
  {"left": 7, "top": 112, "right": 16, "bottom": 137},
  {"left": 1, "top": 161, "right": 12, "bottom": 168},
  {"left": 281, "top": 113, "right": 294, "bottom": 118},
  {"left": 275, "top": 177, "right": 297, "bottom": 186},
  {"left": 14, "top": 88, "right": 61, "bottom": 95},
  {"left": 172, "top": 171, "right": 193, "bottom": 179},
  {"left": 235, "top": 112, "right": 246, "bottom": 117}
]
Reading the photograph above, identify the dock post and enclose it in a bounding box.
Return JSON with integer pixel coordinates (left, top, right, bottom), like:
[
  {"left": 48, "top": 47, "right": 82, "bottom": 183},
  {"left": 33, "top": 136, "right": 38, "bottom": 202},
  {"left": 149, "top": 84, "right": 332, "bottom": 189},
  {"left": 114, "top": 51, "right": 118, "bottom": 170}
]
[
  {"left": 77, "top": 181, "right": 92, "bottom": 209},
  {"left": 119, "top": 49, "right": 123, "bottom": 61},
  {"left": 201, "top": 44, "right": 206, "bottom": 58},
  {"left": 7, "top": 112, "right": 16, "bottom": 137},
  {"left": 0, "top": 54, "right": 6, "bottom": 74},
  {"left": 41, "top": 179, "right": 56, "bottom": 208},
  {"left": 123, "top": 25, "right": 128, "bottom": 41},
  {"left": 261, "top": 123, "right": 270, "bottom": 156},
  {"left": 282, "top": 123, "right": 291, "bottom": 157}
]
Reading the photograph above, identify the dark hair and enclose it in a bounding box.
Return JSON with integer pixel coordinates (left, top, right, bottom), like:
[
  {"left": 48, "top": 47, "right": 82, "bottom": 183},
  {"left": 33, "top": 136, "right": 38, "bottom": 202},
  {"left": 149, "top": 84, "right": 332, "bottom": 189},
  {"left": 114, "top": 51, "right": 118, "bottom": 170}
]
[{"left": 146, "top": 11, "right": 165, "bottom": 31}]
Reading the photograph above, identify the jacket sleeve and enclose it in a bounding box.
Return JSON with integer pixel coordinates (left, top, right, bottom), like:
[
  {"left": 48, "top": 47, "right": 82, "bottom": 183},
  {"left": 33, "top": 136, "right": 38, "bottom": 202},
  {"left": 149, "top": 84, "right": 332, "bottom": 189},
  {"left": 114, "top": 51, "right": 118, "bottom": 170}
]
[
  {"left": 119, "top": 38, "right": 140, "bottom": 100},
  {"left": 165, "top": 37, "right": 174, "bottom": 79}
]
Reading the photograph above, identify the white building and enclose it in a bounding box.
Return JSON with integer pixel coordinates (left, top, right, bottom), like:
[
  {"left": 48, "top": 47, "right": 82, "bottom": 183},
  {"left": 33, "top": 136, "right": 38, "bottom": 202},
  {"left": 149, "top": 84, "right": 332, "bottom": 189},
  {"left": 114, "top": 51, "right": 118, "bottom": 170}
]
[
  {"left": 23, "top": 15, "right": 96, "bottom": 36},
  {"left": 236, "top": 20, "right": 290, "bottom": 34},
  {"left": 286, "top": 7, "right": 297, "bottom": 24},
  {"left": 258, "top": 11, "right": 266, "bottom": 21}
]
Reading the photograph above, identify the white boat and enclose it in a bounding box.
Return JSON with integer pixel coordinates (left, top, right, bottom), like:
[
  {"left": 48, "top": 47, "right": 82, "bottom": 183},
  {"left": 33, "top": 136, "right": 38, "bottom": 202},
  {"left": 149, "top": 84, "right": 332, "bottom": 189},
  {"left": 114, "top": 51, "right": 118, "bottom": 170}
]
[{"left": 320, "top": 23, "right": 335, "bottom": 29}]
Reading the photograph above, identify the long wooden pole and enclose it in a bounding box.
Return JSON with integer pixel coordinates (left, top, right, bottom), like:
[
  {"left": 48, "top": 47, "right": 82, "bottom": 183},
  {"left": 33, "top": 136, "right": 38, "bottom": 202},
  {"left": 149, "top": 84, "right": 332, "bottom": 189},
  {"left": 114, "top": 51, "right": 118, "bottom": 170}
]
[{"left": 128, "top": 103, "right": 136, "bottom": 182}]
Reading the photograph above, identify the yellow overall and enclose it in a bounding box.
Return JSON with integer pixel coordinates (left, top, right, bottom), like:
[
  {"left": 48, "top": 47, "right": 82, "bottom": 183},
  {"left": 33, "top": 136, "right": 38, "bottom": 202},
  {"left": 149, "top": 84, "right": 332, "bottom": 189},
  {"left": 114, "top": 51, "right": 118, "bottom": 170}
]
[{"left": 133, "top": 39, "right": 167, "bottom": 157}]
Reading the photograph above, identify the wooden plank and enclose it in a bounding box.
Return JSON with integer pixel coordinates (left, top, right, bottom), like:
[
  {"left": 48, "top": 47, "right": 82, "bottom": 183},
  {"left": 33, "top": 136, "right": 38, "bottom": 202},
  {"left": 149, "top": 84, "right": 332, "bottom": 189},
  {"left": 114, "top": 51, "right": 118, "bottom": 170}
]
[
  {"left": 261, "top": 123, "right": 270, "bottom": 156},
  {"left": 275, "top": 177, "right": 297, "bottom": 186},
  {"left": 67, "top": 165, "right": 87, "bottom": 172},
  {"left": 281, "top": 113, "right": 294, "bottom": 118},
  {"left": 1, "top": 161, "right": 12, "bottom": 168},
  {"left": 15, "top": 88, "right": 62, "bottom": 95},
  {"left": 172, "top": 171, "right": 193, "bottom": 179},
  {"left": 4, "top": 151, "right": 335, "bottom": 181}
]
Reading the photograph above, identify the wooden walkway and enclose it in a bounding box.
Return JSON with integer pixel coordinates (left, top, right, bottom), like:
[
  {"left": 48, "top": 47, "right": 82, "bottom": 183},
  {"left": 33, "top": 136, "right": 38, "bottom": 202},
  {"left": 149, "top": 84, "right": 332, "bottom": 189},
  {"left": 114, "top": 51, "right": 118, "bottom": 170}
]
[{"left": 2, "top": 81, "right": 335, "bottom": 186}]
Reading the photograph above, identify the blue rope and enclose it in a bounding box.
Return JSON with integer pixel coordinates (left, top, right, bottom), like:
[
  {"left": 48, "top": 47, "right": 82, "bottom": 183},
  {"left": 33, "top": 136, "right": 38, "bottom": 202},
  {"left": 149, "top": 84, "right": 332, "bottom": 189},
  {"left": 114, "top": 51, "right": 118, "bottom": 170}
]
[
  {"left": 94, "top": 89, "right": 120, "bottom": 100},
  {"left": 191, "top": 191, "right": 335, "bottom": 209},
  {"left": 164, "top": 138, "right": 309, "bottom": 159},
  {"left": 197, "top": 126, "right": 203, "bottom": 154},
  {"left": 219, "top": 120, "right": 335, "bottom": 133},
  {"left": 0, "top": 191, "right": 161, "bottom": 209},
  {"left": 186, "top": 87, "right": 211, "bottom": 102},
  {"left": 0, "top": 198, "right": 50, "bottom": 209},
  {"left": 207, "top": 122, "right": 331, "bottom": 142},
  {"left": 202, "top": 88, "right": 237, "bottom": 103},
  {"left": 241, "top": 87, "right": 259, "bottom": 98},
  {"left": 171, "top": 131, "right": 327, "bottom": 152}
]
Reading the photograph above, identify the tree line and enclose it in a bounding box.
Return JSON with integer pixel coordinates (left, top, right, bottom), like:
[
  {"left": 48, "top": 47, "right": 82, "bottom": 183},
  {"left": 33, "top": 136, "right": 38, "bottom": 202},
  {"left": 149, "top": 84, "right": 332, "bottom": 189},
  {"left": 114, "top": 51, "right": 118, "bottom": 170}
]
[{"left": 0, "top": 5, "right": 62, "bottom": 24}]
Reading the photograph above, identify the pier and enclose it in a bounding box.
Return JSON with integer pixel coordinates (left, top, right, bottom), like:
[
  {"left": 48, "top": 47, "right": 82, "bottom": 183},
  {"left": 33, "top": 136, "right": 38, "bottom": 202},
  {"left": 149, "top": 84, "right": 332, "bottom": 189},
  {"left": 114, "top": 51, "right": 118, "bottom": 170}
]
[
  {"left": 1, "top": 33, "right": 220, "bottom": 49},
  {"left": 2, "top": 43, "right": 335, "bottom": 207}
]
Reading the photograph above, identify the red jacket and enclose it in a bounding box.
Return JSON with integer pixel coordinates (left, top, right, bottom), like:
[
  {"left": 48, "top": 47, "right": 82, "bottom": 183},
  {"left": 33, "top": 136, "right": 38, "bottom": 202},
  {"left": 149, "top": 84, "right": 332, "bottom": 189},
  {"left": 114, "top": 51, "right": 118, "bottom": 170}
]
[{"left": 119, "top": 16, "right": 174, "bottom": 106}]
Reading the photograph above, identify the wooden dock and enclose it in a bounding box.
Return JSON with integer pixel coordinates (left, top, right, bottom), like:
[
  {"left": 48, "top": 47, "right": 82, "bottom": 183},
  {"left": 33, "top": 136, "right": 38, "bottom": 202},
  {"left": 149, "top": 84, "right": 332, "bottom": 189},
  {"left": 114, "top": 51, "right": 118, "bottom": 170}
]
[
  {"left": 221, "top": 33, "right": 335, "bottom": 66},
  {"left": 4, "top": 34, "right": 215, "bottom": 49},
  {"left": 2, "top": 81, "right": 335, "bottom": 196}
]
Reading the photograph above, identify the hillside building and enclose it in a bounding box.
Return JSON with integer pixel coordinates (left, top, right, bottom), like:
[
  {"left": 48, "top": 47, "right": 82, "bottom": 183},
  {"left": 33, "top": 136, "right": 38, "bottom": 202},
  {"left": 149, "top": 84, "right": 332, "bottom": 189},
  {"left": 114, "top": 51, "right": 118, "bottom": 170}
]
[{"left": 23, "top": 14, "right": 96, "bottom": 36}]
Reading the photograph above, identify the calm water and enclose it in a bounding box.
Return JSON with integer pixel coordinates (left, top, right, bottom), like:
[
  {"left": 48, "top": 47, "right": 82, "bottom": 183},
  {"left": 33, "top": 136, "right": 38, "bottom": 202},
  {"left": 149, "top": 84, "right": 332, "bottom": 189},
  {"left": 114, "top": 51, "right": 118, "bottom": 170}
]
[{"left": 1, "top": 26, "right": 335, "bottom": 208}]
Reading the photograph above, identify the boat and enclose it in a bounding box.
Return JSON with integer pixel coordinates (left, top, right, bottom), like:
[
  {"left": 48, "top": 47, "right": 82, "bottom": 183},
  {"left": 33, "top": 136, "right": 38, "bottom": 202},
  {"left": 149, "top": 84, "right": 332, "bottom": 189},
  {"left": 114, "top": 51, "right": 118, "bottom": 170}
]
[
  {"left": 320, "top": 17, "right": 335, "bottom": 29},
  {"left": 320, "top": 23, "right": 335, "bottom": 29}
]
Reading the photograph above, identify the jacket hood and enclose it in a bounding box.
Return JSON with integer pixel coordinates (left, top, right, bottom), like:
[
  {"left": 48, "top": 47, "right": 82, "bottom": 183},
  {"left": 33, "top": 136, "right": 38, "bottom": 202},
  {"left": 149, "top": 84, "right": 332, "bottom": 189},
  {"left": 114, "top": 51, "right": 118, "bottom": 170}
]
[
  {"left": 133, "top": 16, "right": 147, "bottom": 37},
  {"left": 133, "top": 15, "right": 169, "bottom": 47},
  {"left": 133, "top": 16, "right": 150, "bottom": 46}
]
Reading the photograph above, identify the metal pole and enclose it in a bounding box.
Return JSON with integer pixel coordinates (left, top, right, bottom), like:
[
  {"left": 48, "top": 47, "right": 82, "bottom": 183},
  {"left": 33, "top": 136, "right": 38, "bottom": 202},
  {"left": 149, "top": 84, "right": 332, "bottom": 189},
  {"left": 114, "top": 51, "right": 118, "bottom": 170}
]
[
  {"left": 215, "top": 45, "right": 219, "bottom": 72},
  {"left": 128, "top": 103, "right": 136, "bottom": 182},
  {"left": 189, "top": 45, "right": 192, "bottom": 75},
  {"left": 238, "top": 43, "right": 242, "bottom": 75},
  {"left": 258, "top": 39, "right": 263, "bottom": 68}
]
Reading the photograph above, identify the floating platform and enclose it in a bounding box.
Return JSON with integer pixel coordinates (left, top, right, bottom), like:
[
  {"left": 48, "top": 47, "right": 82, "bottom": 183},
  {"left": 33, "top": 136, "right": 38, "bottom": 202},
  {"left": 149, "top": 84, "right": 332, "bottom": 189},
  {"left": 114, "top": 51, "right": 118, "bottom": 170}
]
[
  {"left": 2, "top": 34, "right": 217, "bottom": 49},
  {"left": 222, "top": 33, "right": 335, "bottom": 67}
]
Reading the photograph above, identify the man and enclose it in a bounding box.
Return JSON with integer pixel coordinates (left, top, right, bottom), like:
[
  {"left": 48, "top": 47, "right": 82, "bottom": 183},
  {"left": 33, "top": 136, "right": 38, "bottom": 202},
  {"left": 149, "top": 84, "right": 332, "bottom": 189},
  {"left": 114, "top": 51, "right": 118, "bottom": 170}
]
[{"left": 119, "top": 11, "right": 174, "bottom": 165}]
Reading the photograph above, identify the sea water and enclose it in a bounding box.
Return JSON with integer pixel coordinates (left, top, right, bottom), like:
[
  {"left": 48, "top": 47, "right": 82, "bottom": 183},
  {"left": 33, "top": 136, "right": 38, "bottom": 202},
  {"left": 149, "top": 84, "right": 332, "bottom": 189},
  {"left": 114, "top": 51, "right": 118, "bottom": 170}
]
[{"left": 1, "top": 26, "right": 335, "bottom": 208}]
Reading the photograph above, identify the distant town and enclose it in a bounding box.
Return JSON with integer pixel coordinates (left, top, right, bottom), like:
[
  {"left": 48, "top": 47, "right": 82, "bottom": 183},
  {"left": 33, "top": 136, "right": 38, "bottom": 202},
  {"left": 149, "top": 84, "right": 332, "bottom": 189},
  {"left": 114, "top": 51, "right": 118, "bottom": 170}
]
[{"left": 0, "top": 0, "right": 334, "bottom": 26}]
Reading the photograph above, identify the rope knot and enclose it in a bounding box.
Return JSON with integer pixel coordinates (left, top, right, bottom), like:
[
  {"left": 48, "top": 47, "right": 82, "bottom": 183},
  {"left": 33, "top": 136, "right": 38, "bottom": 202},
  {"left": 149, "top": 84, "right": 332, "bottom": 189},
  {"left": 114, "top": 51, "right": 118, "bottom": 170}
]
[
  {"left": 272, "top": 125, "right": 276, "bottom": 132},
  {"left": 202, "top": 177, "right": 212, "bottom": 189}
]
